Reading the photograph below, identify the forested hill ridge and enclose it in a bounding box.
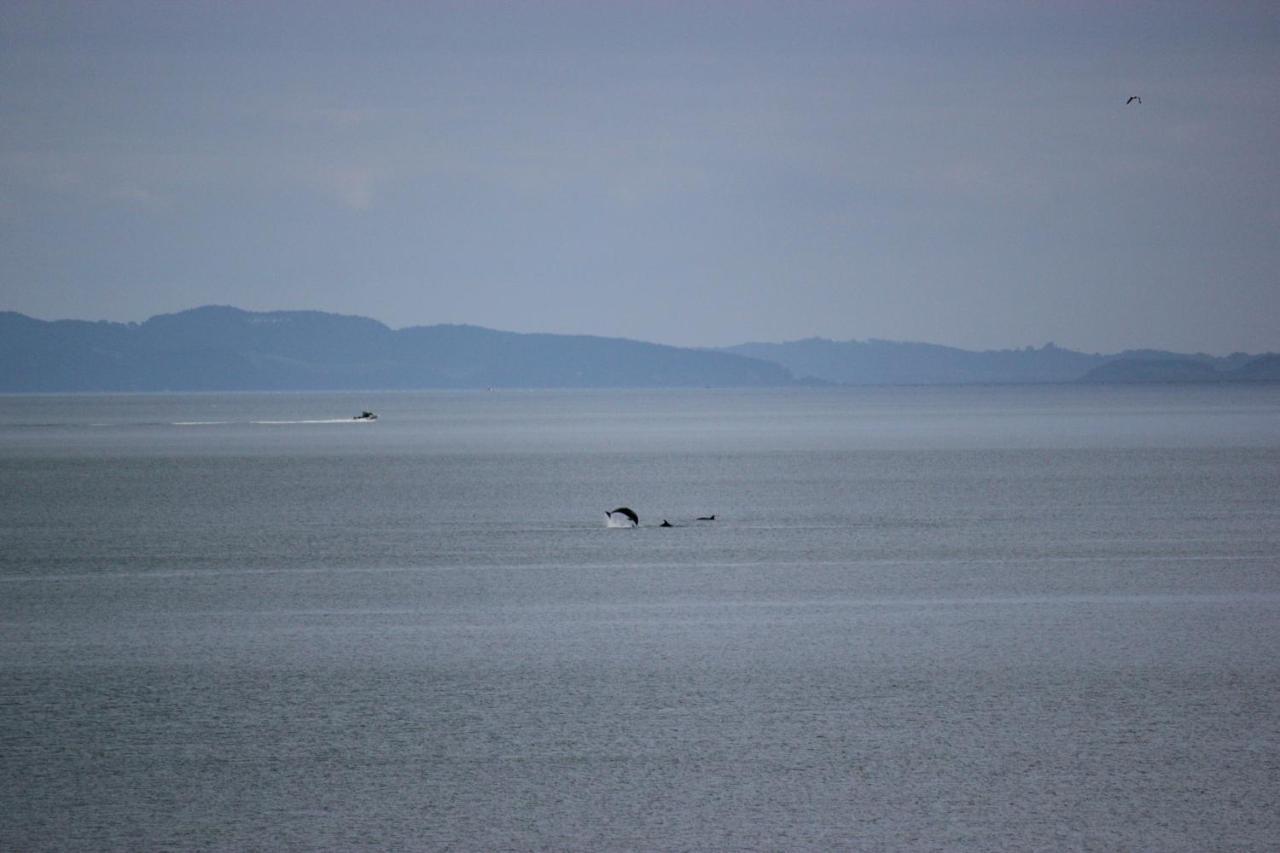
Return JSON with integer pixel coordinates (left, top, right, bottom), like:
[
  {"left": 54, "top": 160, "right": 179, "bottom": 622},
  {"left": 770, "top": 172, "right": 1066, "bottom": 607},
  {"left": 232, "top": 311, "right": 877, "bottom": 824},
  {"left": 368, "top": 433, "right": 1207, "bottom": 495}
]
[
  {"left": 0, "top": 306, "right": 790, "bottom": 391},
  {"left": 1, "top": 306, "right": 1276, "bottom": 391},
  {"left": 724, "top": 338, "right": 1279, "bottom": 386}
]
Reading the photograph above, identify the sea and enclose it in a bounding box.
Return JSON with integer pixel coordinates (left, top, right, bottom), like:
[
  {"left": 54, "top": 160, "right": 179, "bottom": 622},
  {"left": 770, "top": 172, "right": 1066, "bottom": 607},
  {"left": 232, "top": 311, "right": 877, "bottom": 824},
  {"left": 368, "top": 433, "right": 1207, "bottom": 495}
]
[{"left": 1, "top": 385, "right": 1278, "bottom": 851}]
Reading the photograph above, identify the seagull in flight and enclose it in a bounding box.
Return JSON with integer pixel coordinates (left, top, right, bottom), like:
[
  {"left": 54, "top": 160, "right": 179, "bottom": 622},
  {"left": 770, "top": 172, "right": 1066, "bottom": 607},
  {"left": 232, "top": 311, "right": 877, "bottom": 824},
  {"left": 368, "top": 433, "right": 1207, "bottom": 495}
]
[{"left": 1126, "top": 96, "right": 1142, "bottom": 105}]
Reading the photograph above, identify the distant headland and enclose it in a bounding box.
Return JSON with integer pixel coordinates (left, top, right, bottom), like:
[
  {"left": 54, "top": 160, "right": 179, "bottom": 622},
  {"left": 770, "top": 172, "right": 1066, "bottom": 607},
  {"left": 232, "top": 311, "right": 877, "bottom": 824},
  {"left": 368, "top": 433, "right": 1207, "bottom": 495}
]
[{"left": 1, "top": 306, "right": 1276, "bottom": 392}]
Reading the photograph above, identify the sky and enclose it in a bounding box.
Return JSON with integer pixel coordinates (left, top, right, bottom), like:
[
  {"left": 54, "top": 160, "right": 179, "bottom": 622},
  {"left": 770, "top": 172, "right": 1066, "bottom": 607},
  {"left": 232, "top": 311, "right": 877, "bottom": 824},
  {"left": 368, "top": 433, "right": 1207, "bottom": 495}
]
[{"left": 1, "top": 1, "right": 1277, "bottom": 354}]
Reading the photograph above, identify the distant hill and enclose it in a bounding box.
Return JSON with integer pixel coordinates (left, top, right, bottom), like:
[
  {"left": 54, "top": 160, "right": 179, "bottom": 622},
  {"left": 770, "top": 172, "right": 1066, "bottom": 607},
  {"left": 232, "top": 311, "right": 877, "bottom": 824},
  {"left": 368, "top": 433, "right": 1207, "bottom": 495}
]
[
  {"left": 725, "top": 338, "right": 1105, "bottom": 385},
  {"left": 724, "top": 338, "right": 1273, "bottom": 386},
  {"left": 1080, "top": 352, "right": 1280, "bottom": 384},
  {"left": 2, "top": 307, "right": 1274, "bottom": 391},
  {"left": 1079, "top": 357, "right": 1222, "bottom": 384},
  {"left": 0, "top": 307, "right": 793, "bottom": 391},
  {"left": 1231, "top": 354, "right": 1280, "bottom": 382}
]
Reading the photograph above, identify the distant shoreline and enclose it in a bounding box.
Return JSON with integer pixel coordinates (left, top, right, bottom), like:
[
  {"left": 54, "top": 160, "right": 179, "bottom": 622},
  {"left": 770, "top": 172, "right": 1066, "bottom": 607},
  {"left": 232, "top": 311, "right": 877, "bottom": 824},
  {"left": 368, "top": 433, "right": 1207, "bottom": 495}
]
[{"left": 3, "top": 306, "right": 1276, "bottom": 392}]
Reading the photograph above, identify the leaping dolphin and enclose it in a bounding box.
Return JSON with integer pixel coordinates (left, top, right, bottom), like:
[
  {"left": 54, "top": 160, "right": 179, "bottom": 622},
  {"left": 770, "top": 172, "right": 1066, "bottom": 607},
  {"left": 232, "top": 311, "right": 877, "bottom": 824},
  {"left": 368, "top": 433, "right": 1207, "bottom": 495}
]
[{"left": 606, "top": 507, "right": 639, "bottom": 527}]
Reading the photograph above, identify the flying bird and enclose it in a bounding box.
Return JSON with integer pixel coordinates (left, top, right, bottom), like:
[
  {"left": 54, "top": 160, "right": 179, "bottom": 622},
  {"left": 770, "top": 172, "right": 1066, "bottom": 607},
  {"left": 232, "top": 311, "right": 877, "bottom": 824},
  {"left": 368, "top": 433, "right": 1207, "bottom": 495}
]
[{"left": 1126, "top": 96, "right": 1142, "bottom": 104}]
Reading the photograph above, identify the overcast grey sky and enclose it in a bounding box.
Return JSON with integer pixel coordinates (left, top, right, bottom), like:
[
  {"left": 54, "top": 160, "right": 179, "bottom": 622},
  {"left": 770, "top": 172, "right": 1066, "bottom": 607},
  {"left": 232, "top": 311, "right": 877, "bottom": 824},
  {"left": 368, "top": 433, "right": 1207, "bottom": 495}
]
[{"left": 2, "top": 1, "right": 1277, "bottom": 353}]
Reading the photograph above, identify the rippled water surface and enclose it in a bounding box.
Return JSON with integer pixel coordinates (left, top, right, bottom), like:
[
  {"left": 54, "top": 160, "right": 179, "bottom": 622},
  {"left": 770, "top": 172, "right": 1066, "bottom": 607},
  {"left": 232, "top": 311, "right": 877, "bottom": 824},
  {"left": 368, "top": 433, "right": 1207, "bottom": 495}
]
[{"left": 2, "top": 386, "right": 1279, "bottom": 849}]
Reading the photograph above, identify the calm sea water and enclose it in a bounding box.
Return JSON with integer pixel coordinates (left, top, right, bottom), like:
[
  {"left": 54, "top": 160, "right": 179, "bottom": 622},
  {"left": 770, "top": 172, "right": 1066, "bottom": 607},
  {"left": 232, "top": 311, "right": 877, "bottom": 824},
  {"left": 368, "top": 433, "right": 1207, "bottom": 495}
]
[{"left": 2, "top": 386, "right": 1278, "bottom": 850}]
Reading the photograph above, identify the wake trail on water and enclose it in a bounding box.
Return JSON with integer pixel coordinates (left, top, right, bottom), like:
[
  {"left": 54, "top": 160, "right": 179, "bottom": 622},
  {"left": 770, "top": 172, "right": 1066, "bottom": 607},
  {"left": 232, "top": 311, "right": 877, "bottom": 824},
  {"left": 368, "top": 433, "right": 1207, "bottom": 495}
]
[
  {"left": 169, "top": 419, "right": 373, "bottom": 426},
  {"left": 252, "top": 419, "right": 371, "bottom": 425}
]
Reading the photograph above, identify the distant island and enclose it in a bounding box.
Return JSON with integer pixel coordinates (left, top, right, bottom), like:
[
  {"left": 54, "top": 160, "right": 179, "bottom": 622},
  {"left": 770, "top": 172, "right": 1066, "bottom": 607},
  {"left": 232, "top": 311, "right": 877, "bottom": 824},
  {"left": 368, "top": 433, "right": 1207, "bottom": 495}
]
[
  {"left": 1, "top": 306, "right": 1276, "bottom": 392},
  {"left": 726, "top": 338, "right": 1278, "bottom": 387}
]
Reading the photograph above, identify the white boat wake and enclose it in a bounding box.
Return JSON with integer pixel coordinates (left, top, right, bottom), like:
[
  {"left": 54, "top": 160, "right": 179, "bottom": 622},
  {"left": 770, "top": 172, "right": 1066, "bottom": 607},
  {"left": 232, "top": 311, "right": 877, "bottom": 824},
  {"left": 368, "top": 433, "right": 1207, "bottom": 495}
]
[
  {"left": 171, "top": 419, "right": 375, "bottom": 426},
  {"left": 252, "top": 419, "right": 374, "bottom": 425}
]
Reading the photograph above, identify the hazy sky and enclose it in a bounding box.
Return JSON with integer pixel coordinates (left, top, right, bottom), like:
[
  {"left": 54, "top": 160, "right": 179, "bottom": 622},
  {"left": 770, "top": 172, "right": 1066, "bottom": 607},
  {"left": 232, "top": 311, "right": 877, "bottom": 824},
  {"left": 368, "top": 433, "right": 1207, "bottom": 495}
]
[{"left": 2, "top": 1, "right": 1277, "bottom": 353}]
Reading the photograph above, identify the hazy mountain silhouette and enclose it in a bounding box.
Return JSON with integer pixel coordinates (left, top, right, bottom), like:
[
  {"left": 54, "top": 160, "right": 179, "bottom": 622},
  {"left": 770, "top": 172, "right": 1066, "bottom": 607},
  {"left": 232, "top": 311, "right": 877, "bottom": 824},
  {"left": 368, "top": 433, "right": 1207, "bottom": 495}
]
[
  {"left": 725, "top": 339, "right": 1104, "bottom": 385},
  {"left": 1, "top": 307, "right": 1274, "bottom": 391},
  {"left": 0, "top": 306, "right": 792, "bottom": 391},
  {"left": 1230, "top": 354, "right": 1280, "bottom": 382},
  {"left": 1079, "top": 352, "right": 1280, "bottom": 384},
  {"left": 725, "top": 338, "right": 1273, "bottom": 386}
]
